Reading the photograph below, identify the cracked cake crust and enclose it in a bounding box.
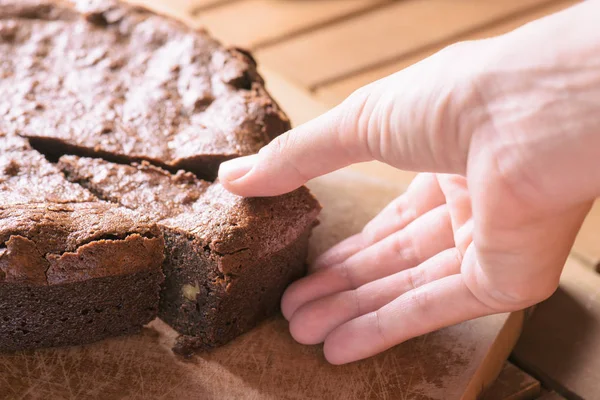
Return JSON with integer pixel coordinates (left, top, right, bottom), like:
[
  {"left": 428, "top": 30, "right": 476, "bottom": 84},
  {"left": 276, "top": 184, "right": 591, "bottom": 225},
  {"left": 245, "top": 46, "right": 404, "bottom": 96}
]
[
  {"left": 0, "top": 0, "right": 320, "bottom": 355},
  {"left": 0, "top": 0, "right": 290, "bottom": 180},
  {"left": 0, "top": 135, "right": 165, "bottom": 352},
  {"left": 59, "top": 155, "right": 321, "bottom": 353}
]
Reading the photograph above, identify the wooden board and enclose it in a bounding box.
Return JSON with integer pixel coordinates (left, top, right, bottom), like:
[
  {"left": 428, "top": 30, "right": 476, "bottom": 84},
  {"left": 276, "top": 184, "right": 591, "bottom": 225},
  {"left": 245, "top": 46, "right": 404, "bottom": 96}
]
[
  {"left": 512, "top": 256, "right": 600, "bottom": 399},
  {"left": 256, "top": 0, "right": 556, "bottom": 88},
  {"left": 479, "top": 363, "right": 540, "bottom": 400},
  {"left": 0, "top": 170, "right": 523, "bottom": 400},
  {"left": 193, "top": 0, "right": 390, "bottom": 49},
  {"left": 315, "top": 0, "right": 581, "bottom": 105}
]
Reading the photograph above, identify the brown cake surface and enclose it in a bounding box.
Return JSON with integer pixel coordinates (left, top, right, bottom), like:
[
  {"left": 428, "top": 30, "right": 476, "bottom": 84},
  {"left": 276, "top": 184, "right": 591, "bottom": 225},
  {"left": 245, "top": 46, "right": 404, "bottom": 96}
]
[
  {"left": 0, "top": 134, "right": 96, "bottom": 205},
  {"left": 0, "top": 0, "right": 290, "bottom": 180},
  {"left": 0, "top": 202, "right": 163, "bottom": 286},
  {"left": 1, "top": 0, "right": 320, "bottom": 356},
  {"left": 59, "top": 155, "right": 321, "bottom": 353},
  {"left": 0, "top": 135, "right": 165, "bottom": 352}
]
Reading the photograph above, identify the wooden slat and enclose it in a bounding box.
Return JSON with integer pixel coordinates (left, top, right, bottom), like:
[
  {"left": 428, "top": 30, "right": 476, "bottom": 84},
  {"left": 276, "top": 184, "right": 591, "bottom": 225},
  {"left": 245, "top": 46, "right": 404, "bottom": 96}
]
[
  {"left": 256, "top": 0, "right": 558, "bottom": 89},
  {"left": 479, "top": 362, "right": 541, "bottom": 400},
  {"left": 512, "top": 256, "right": 600, "bottom": 399},
  {"left": 573, "top": 200, "right": 600, "bottom": 271},
  {"left": 131, "top": 0, "right": 238, "bottom": 23},
  {"left": 258, "top": 67, "right": 329, "bottom": 127},
  {"left": 193, "top": 0, "right": 389, "bottom": 49},
  {"left": 316, "top": 50, "right": 435, "bottom": 107},
  {"left": 189, "top": 0, "right": 239, "bottom": 14},
  {"left": 129, "top": 0, "right": 198, "bottom": 22},
  {"left": 316, "top": 0, "right": 581, "bottom": 105}
]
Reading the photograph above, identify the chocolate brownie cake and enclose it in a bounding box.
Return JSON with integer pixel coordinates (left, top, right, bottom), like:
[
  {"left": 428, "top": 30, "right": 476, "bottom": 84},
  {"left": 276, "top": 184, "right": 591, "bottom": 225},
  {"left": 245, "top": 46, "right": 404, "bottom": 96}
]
[
  {"left": 59, "top": 155, "right": 321, "bottom": 354},
  {"left": 0, "top": 0, "right": 321, "bottom": 355},
  {"left": 0, "top": 136, "right": 165, "bottom": 352},
  {"left": 0, "top": 0, "right": 290, "bottom": 181}
]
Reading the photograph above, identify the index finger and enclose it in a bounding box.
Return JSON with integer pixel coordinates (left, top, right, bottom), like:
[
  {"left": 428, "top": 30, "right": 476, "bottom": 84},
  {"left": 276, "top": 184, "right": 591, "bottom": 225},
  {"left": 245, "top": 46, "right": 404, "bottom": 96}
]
[{"left": 218, "top": 41, "right": 484, "bottom": 197}]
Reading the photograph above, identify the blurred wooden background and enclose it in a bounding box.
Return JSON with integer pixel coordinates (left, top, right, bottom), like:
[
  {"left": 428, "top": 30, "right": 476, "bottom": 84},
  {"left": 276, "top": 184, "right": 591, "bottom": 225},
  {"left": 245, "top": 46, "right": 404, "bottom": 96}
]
[{"left": 135, "top": 1, "right": 596, "bottom": 399}]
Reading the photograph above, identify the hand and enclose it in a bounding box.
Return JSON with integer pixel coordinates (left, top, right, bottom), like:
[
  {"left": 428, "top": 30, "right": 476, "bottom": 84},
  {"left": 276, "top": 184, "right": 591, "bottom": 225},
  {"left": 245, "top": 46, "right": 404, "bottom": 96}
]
[{"left": 218, "top": 1, "right": 600, "bottom": 365}]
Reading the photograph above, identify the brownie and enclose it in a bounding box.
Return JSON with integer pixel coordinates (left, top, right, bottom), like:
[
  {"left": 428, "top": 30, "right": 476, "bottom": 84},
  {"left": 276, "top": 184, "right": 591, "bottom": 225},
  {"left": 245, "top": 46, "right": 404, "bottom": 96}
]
[
  {"left": 59, "top": 155, "right": 321, "bottom": 354},
  {"left": 0, "top": 0, "right": 290, "bottom": 180},
  {"left": 0, "top": 136, "right": 165, "bottom": 352},
  {"left": 1, "top": 0, "right": 320, "bottom": 356}
]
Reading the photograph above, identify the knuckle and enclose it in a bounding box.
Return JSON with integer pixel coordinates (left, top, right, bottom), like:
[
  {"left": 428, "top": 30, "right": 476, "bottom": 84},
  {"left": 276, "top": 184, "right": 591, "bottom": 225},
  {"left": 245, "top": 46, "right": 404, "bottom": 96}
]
[
  {"left": 351, "top": 289, "right": 363, "bottom": 315},
  {"left": 262, "top": 133, "right": 310, "bottom": 182},
  {"left": 372, "top": 310, "right": 389, "bottom": 349},
  {"left": 400, "top": 206, "right": 417, "bottom": 227},
  {"left": 360, "top": 226, "right": 379, "bottom": 247},
  {"left": 264, "top": 133, "right": 292, "bottom": 157},
  {"left": 392, "top": 233, "right": 419, "bottom": 265},
  {"left": 338, "top": 261, "right": 358, "bottom": 290},
  {"left": 338, "top": 83, "right": 380, "bottom": 160},
  {"left": 406, "top": 267, "right": 426, "bottom": 291},
  {"left": 345, "top": 84, "right": 373, "bottom": 113},
  {"left": 393, "top": 196, "right": 415, "bottom": 223},
  {"left": 339, "top": 87, "right": 370, "bottom": 133},
  {"left": 361, "top": 220, "right": 387, "bottom": 246}
]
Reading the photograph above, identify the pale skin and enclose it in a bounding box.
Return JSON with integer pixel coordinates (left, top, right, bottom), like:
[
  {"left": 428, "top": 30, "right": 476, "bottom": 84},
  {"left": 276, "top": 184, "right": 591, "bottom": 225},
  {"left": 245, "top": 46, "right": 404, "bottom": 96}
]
[{"left": 218, "top": 1, "right": 600, "bottom": 365}]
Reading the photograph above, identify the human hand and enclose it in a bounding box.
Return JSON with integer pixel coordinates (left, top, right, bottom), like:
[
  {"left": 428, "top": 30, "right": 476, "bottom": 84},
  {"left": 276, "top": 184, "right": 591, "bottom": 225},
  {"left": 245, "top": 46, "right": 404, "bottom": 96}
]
[{"left": 218, "top": 1, "right": 600, "bottom": 364}]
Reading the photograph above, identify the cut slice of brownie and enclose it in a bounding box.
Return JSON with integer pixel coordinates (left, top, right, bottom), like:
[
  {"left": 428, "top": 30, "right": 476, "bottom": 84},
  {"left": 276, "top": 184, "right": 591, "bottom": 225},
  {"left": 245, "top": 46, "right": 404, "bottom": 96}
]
[
  {"left": 0, "top": 137, "right": 165, "bottom": 352},
  {"left": 59, "top": 155, "right": 321, "bottom": 354},
  {"left": 0, "top": 0, "right": 290, "bottom": 180}
]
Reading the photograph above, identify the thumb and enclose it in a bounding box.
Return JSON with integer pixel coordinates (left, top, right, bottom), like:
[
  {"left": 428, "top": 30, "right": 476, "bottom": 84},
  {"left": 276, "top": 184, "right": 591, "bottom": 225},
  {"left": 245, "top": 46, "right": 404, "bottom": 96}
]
[{"left": 219, "top": 41, "right": 485, "bottom": 197}]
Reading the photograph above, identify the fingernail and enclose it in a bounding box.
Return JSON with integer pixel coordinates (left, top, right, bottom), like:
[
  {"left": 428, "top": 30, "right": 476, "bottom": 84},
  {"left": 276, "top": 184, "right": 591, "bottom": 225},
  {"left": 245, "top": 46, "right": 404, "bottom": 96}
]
[{"left": 218, "top": 154, "right": 258, "bottom": 182}]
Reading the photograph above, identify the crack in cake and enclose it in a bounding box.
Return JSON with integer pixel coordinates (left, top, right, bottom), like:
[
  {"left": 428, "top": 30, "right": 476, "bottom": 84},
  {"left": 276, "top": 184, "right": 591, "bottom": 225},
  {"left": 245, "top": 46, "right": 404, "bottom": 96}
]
[
  {"left": 0, "top": 0, "right": 321, "bottom": 355},
  {"left": 0, "top": 0, "right": 290, "bottom": 181}
]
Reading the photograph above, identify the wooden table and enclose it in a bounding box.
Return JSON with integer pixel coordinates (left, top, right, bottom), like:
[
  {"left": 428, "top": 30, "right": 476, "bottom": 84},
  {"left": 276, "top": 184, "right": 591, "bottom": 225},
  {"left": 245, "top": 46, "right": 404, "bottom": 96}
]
[{"left": 5, "top": 1, "right": 598, "bottom": 399}]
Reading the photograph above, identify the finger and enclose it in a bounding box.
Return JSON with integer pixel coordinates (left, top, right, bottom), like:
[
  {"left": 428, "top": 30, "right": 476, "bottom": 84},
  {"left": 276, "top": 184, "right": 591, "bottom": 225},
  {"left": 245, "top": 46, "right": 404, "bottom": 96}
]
[
  {"left": 323, "top": 274, "right": 492, "bottom": 365},
  {"left": 309, "top": 233, "right": 365, "bottom": 273},
  {"left": 281, "top": 205, "right": 453, "bottom": 320},
  {"left": 219, "top": 42, "right": 484, "bottom": 197},
  {"left": 466, "top": 202, "right": 592, "bottom": 311},
  {"left": 437, "top": 174, "right": 473, "bottom": 254},
  {"left": 362, "top": 174, "right": 445, "bottom": 242},
  {"left": 437, "top": 174, "right": 471, "bottom": 230},
  {"left": 311, "top": 174, "right": 444, "bottom": 272},
  {"left": 289, "top": 248, "right": 462, "bottom": 345}
]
